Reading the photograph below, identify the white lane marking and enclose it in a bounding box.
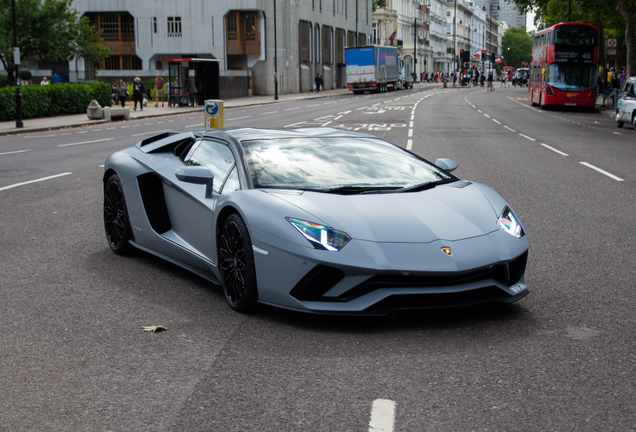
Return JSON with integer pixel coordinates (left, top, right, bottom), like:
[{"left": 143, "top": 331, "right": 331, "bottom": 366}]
[
  {"left": 478, "top": 109, "right": 483, "bottom": 113},
  {"left": 409, "top": 121, "right": 414, "bottom": 128},
  {"left": 519, "top": 134, "right": 536, "bottom": 141},
  {"left": 0, "top": 172, "right": 72, "bottom": 191},
  {"left": 285, "top": 121, "right": 308, "bottom": 128},
  {"left": 260, "top": 111, "right": 278, "bottom": 115},
  {"left": 131, "top": 129, "right": 171, "bottom": 137},
  {"left": 22, "top": 134, "right": 57, "bottom": 138},
  {"left": 306, "top": 104, "right": 320, "bottom": 107},
  {"left": 99, "top": 164, "right": 104, "bottom": 168},
  {"left": 226, "top": 116, "right": 251, "bottom": 121},
  {"left": 0, "top": 149, "right": 32, "bottom": 156},
  {"left": 579, "top": 162, "right": 624, "bottom": 181},
  {"left": 406, "top": 139, "right": 413, "bottom": 150},
  {"left": 322, "top": 121, "right": 333, "bottom": 126},
  {"left": 483, "top": 114, "right": 491, "bottom": 118},
  {"left": 613, "top": 132, "right": 621, "bottom": 135},
  {"left": 284, "top": 107, "right": 301, "bottom": 111},
  {"left": 368, "top": 399, "right": 396, "bottom": 432},
  {"left": 106, "top": 127, "right": 116, "bottom": 130},
  {"left": 541, "top": 143, "right": 568, "bottom": 156},
  {"left": 120, "top": 126, "right": 130, "bottom": 128},
  {"left": 504, "top": 126, "right": 516, "bottom": 132},
  {"left": 492, "top": 119, "right": 501, "bottom": 124},
  {"left": 60, "top": 133, "right": 72, "bottom": 136},
  {"left": 186, "top": 124, "right": 202, "bottom": 128},
  {"left": 408, "top": 129, "right": 413, "bottom": 137},
  {"left": 58, "top": 138, "right": 115, "bottom": 147}
]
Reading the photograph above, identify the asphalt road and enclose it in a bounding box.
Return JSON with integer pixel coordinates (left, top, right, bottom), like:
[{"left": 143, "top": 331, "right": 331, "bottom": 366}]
[{"left": 1, "top": 84, "right": 635, "bottom": 431}]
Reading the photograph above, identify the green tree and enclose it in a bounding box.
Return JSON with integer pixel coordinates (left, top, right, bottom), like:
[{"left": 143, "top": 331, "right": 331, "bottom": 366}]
[
  {"left": 373, "top": 0, "right": 387, "bottom": 12},
  {"left": 0, "top": 0, "right": 110, "bottom": 85},
  {"left": 501, "top": 26, "right": 533, "bottom": 67},
  {"left": 515, "top": 0, "right": 636, "bottom": 76}
]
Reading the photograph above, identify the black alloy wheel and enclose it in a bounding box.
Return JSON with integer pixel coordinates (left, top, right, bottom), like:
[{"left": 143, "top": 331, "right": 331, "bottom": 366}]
[
  {"left": 219, "top": 214, "right": 258, "bottom": 312},
  {"left": 104, "top": 174, "right": 132, "bottom": 255}
]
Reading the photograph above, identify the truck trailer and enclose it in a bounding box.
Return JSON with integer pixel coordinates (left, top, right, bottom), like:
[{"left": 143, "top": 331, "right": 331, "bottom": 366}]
[{"left": 345, "top": 46, "right": 400, "bottom": 94}]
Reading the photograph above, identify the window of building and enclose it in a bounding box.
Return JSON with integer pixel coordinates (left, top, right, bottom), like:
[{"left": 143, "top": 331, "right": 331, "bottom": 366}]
[
  {"left": 167, "top": 17, "right": 182, "bottom": 37},
  {"left": 156, "top": 60, "right": 162, "bottom": 70},
  {"left": 153, "top": 17, "right": 157, "bottom": 33}
]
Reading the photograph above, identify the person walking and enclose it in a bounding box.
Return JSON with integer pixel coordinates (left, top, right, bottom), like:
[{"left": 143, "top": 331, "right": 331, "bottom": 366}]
[
  {"left": 314, "top": 74, "right": 321, "bottom": 93},
  {"left": 132, "top": 77, "right": 146, "bottom": 111},
  {"left": 155, "top": 73, "right": 165, "bottom": 107},
  {"left": 185, "top": 79, "right": 198, "bottom": 106},
  {"left": 115, "top": 80, "right": 128, "bottom": 108},
  {"left": 487, "top": 71, "right": 494, "bottom": 91}
]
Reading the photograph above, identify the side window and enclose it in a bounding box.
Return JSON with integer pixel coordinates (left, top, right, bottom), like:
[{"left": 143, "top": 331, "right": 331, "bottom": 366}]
[
  {"left": 184, "top": 140, "right": 236, "bottom": 194},
  {"left": 221, "top": 167, "right": 241, "bottom": 194}
]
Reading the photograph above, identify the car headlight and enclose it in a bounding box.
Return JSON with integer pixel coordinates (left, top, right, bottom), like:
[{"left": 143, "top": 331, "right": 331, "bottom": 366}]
[
  {"left": 498, "top": 206, "right": 525, "bottom": 238},
  {"left": 286, "top": 218, "right": 351, "bottom": 251}
]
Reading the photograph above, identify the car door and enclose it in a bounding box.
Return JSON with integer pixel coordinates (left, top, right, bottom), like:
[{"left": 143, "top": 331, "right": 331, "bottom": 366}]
[{"left": 158, "top": 138, "right": 238, "bottom": 268}]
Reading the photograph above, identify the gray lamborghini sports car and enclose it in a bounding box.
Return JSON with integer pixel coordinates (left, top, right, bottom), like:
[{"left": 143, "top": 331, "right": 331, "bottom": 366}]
[{"left": 103, "top": 128, "right": 529, "bottom": 315}]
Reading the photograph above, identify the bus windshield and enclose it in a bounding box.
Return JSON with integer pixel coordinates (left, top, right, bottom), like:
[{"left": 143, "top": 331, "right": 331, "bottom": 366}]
[
  {"left": 553, "top": 26, "right": 597, "bottom": 46},
  {"left": 546, "top": 63, "right": 597, "bottom": 91}
]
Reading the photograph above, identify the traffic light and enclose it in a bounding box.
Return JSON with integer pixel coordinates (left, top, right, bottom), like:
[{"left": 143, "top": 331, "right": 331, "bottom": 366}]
[
  {"left": 460, "top": 49, "right": 465, "bottom": 62},
  {"left": 481, "top": 50, "right": 485, "bottom": 58}
]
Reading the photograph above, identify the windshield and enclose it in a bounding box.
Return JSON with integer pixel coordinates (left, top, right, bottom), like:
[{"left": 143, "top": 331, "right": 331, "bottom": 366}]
[
  {"left": 546, "top": 63, "right": 597, "bottom": 91},
  {"left": 553, "top": 26, "right": 597, "bottom": 47},
  {"left": 241, "top": 137, "right": 454, "bottom": 192}
]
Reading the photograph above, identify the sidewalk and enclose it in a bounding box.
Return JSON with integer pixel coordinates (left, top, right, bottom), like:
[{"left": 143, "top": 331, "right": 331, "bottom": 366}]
[{"left": 0, "top": 87, "right": 354, "bottom": 136}]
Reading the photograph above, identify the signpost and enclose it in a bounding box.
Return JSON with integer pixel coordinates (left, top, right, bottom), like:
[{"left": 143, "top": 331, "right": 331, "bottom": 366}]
[{"left": 204, "top": 100, "right": 224, "bottom": 130}]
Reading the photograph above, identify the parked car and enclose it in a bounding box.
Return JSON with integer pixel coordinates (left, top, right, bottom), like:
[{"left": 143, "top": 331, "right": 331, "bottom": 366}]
[{"left": 616, "top": 76, "right": 636, "bottom": 129}]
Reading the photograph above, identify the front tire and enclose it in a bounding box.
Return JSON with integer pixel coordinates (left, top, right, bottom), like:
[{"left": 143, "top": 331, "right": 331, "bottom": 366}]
[
  {"left": 103, "top": 174, "right": 133, "bottom": 255},
  {"left": 219, "top": 214, "right": 258, "bottom": 312}
]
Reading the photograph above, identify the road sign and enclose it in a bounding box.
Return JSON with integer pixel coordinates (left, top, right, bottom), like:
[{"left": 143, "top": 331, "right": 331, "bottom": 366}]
[
  {"left": 607, "top": 39, "right": 617, "bottom": 59},
  {"left": 204, "top": 100, "right": 224, "bottom": 130}
]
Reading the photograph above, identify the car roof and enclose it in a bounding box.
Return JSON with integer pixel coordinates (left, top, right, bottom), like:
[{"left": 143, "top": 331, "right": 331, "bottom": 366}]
[{"left": 201, "top": 127, "right": 375, "bottom": 142}]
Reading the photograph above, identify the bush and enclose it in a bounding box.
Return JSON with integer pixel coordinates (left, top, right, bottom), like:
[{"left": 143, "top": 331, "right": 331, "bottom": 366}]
[
  {"left": 0, "top": 82, "right": 112, "bottom": 121},
  {"left": 0, "top": 74, "right": 8, "bottom": 88}
]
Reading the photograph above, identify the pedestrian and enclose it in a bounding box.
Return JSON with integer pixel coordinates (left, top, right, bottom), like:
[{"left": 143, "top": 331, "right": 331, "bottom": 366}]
[
  {"left": 185, "top": 79, "right": 198, "bottom": 106},
  {"left": 132, "top": 77, "right": 146, "bottom": 111},
  {"left": 40, "top": 76, "right": 49, "bottom": 85},
  {"left": 155, "top": 73, "right": 165, "bottom": 107},
  {"left": 487, "top": 71, "right": 494, "bottom": 91},
  {"left": 111, "top": 83, "right": 118, "bottom": 105},
  {"left": 314, "top": 73, "right": 321, "bottom": 93},
  {"left": 116, "top": 79, "right": 128, "bottom": 108}
]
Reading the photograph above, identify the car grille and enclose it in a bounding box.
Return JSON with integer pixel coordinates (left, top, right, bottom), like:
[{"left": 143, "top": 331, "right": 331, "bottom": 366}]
[{"left": 290, "top": 251, "right": 528, "bottom": 303}]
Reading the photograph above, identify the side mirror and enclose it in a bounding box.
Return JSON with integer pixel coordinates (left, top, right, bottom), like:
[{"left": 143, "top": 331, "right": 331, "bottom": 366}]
[
  {"left": 175, "top": 166, "right": 214, "bottom": 198},
  {"left": 435, "top": 158, "right": 458, "bottom": 173}
]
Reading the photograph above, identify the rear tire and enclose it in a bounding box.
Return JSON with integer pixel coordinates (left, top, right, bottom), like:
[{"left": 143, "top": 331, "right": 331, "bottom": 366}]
[
  {"left": 103, "top": 174, "right": 133, "bottom": 255},
  {"left": 219, "top": 213, "right": 258, "bottom": 312}
]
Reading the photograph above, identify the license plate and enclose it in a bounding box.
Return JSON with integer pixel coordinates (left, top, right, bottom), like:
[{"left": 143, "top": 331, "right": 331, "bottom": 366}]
[
  {"left": 565, "top": 102, "right": 576, "bottom": 106},
  {"left": 359, "top": 85, "right": 366, "bottom": 88}
]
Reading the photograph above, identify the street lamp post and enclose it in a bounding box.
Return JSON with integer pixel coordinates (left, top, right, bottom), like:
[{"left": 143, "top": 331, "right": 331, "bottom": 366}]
[
  {"left": 273, "top": 0, "right": 278, "bottom": 100},
  {"left": 11, "top": 0, "right": 23, "bottom": 128},
  {"left": 414, "top": 17, "right": 417, "bottom": 82}
]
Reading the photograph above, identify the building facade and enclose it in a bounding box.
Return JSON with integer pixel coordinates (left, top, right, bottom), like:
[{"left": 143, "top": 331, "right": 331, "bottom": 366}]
[{"left": 65, "top": 0, "right": 372, "bottom": 96}]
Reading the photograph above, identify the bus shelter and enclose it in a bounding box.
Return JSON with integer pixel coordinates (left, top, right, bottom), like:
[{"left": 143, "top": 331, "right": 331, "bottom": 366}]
[{"left": 165, "top": 58, "right": 220, "bottom": 107}]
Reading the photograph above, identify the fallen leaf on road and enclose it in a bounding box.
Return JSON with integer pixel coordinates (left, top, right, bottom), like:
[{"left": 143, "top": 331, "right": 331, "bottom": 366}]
[{"left": 142, "top": 325, "right": 168, "bottom": 333}]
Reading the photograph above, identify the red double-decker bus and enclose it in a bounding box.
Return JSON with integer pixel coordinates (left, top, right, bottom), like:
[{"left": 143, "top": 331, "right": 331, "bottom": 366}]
[{"left": 528, "top": 22, "right": 599, "bottom": 108}]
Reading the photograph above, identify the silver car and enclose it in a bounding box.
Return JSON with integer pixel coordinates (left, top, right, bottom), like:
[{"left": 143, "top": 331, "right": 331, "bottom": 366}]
[
  {"left": 616, "top": 76, "right": 636, "bottom": 129},
  {"left": 103, "top": 128, "right": 529, "bottom": 315}
]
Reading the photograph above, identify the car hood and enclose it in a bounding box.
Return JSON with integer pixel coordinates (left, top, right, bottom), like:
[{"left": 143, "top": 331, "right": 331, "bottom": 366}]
[{"left": 266, "top": 182, "right": 501, "bottom": 243}]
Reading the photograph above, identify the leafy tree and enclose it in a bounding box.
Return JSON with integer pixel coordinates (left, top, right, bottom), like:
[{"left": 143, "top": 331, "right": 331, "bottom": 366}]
[
  {"left": 0, "top": 0, "right": 109, "bottom": 85},
  {"left": 502, "top": 26, "right": 533, "bottom": 67},
  {"left": 373, "top": 0, "right": 387, "bottom": 12},
  {"left": 514, "top": 0, "right": 636, "bottom": 76}
]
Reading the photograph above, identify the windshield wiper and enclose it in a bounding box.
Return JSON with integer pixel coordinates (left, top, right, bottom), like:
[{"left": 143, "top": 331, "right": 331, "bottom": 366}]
[
  {"left": 323, "top": 186, "right": 402, "bottom": 195},
  {"left": 397, "top": 178, "right": 457, "bottom": 193}
]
